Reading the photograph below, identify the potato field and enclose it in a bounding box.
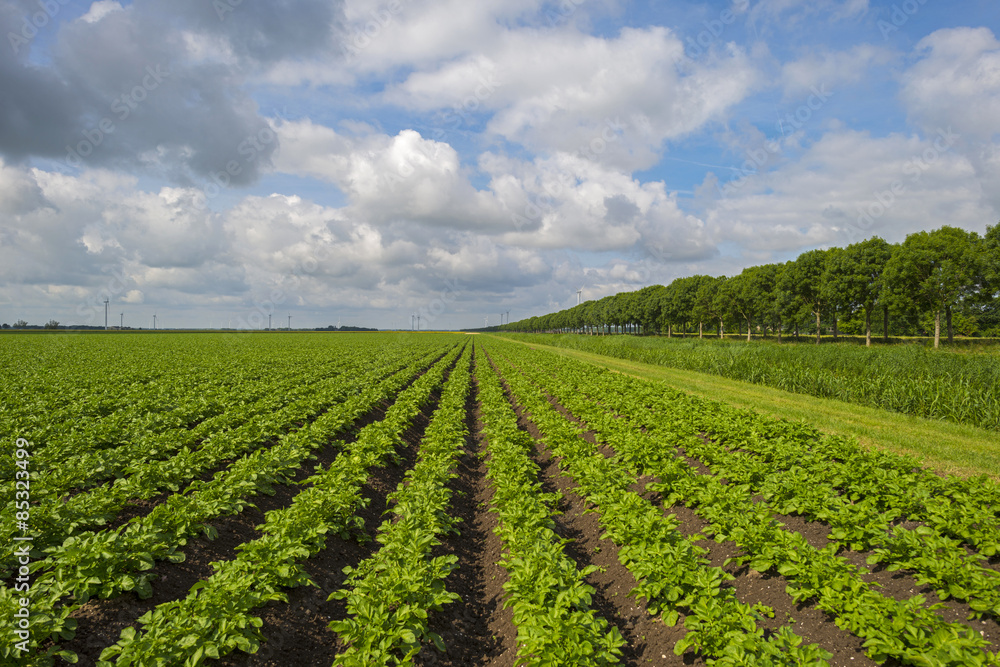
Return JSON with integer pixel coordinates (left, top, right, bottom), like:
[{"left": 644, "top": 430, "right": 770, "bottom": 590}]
[{"left": 2, "top": 333, "right": 999, "bottom": 666}]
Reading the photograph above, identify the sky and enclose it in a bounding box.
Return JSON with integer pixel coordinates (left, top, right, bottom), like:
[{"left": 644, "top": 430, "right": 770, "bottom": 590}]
[{"left": 0, "top": 0, "right": 998, "bottom": 331}]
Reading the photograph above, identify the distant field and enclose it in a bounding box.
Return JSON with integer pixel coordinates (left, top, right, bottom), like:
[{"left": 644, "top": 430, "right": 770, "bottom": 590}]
[{"left": 500, "top": 333, "right": 1000, "bottom": 432}]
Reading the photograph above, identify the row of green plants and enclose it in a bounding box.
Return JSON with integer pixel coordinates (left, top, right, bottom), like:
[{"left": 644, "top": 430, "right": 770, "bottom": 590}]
[
  {"left": 1, "top": 345, "right": 455, "bottom": 665},
  {"left": 485, "top": 342, "right": 831, "bottom": 664},
  {"left": 0, "top": 349, "right": 356, "bottom": 506},
  {"left": 0, "top": 346, "right": 426, "bottom": 570},
  {"left": 331, "top": 343, "right": 473, "bottom": 665},
  {"left": 529, "top": 348, "right": 1000, "bottom": 552},
  {"left": 477, "top": 349, "right": 625, "bottom": 666},
  {"left": 501, "top": 341, "right": 998, "bottom": 665},
  {"left": 503, "top": 332, "right": 1000, "bottom": 431},
  {"left": 93, "top": 344, "right": 464, "bottom": 666},
  {"left": 0, "top": 333, "right": 343, "bottom": 459},
  {"left": 568, "top": 364, "right": 1000, "bottom": 621}
]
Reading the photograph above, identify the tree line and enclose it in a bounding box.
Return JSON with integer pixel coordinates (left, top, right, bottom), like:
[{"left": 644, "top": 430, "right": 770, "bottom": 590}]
[{"left": 496, "top": 225, "right": 1000, "bottom": 348}]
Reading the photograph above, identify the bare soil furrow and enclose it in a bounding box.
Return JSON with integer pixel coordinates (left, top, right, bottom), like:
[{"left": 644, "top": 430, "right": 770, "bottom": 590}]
[
  {"left": 55, "top": 359, "right": 443, "bottom": 667},
  {"left": 414, "top": 367, "right": 511, "bottom": 667}
]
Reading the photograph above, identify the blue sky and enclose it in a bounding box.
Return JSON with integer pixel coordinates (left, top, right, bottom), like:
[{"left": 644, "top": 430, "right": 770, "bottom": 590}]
[{"left": 1, "top": 0, "right": 998, "bottom": 329}]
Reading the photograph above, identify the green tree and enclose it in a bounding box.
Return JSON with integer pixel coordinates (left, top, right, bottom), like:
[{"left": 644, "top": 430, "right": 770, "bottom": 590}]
[
  {"left": 883, "top": 226, "right": 985, "bottom": 348},
  {"left": 781, "top": 249, "right": 830, "bottom": 344},
  {"left": 718, "top": 267, "right": 773, "bottom": 342},
  {"left": 824, "top": 237, "right": 893, "bottom": 346},
  {"left": 695, "top": 276, "right": 726, "bottom": 338}
]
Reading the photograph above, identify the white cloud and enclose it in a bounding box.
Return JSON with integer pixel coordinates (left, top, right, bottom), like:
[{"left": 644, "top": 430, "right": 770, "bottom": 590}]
[
  {"left": 272, "top": 120, "right": 510, "bottom": 230},
  {"left": 781, "top": 44, "right": 894, "bottom": 98},
  {"left": 387, "top": 26, "right": 758, "bottom": 170},
  {"left": 79, "top": 1, "right": 123, "bottom": 24},
  {"left": 703, "top": 129, "right": 996, "bottom": 253},
  {"left": 901, "top": 27, "right": 1000, "bottom": 140}
]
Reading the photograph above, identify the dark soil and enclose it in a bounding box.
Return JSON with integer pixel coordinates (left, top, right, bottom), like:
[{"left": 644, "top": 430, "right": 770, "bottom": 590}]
[
  {"left": 486, "top": 352, "right": 690, "bottom": 665},
  {"left": 412, "top": 359, "right": 514, "bottom": 666},
  {"left": 214, "top": 353, "right": 460, "bottom": 667},
  {"left": 53, "top": 353, "right": 448, "bottom": 667},
  {"left": 216, "top": 395, "right": 434, "bottom": 667},
  {"left": 48, "top": 344, "right": 1000, "bottom": 666}
]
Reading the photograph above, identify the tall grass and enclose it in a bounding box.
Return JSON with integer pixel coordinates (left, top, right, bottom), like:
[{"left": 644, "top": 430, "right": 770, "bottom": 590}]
[{"left": 506, "top": 334, "right": 1000, "bottom": 432}]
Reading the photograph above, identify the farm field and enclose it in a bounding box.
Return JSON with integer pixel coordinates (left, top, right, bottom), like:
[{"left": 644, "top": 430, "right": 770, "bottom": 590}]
[{"left": 2, "top": 333, "right": 1000, "bottom": 666}]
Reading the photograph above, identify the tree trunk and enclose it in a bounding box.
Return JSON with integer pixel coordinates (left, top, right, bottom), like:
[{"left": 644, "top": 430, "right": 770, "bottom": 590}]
[
  {"left": 777, "top": 322, "right": 782, "bottom": 343},
  {"left": 883, "top": 306, "right": 889, "bottom": 343},
  {"left": 719, "top": 319, "right": 724, "bottom": 338},
  {"left": 815, "top": 311, "right": 821, "bottom": 344},
  {"left": 934, "top": 310, "right": 941, "bottom": 349},
  {"left": 833, "top": 315, "right": 838, "bottom": 340},
  {"left": 795, "top": 323, "right": 799, "bottom": 339},
  {"left": 746, "top": 318, "right": 751, "bottom": 342},
  {"left": 699, "top": 321, "right": 703, "bottom": 339},
  {"left": 947, "top": 306, "right": 953, "bottom": 344},
  {"left": 865, "top": 309, "right": 871, "bottom": 347},
  {"left": 668, "top": 324, "right": 672, "bottom": 339}
]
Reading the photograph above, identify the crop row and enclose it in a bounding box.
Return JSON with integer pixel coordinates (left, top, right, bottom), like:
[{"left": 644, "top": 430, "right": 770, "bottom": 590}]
[
  {"left": 94, "top": 343, "right": 464, "bottom": 666},
  {"left": 0, "top": 343, "right": 443, "bottom": 570},
  {"left": 491, "top": 340, "right": 998, "bottom": 665},
  {"left": 0, "top": 335, "right": 347, "bottom": 466},
  {"left": 483, "top": 343, "right": 833, "bottom": 665},
  {"left": 1, "top": 349, "right": 358, "bottom": 505},
  {"left": 477, "top": 349, "right": 625, "bottom": 665},
  {"left": 2, "top": 343, "right": 456, "bottom": 665},
  {"left": 517, "top": 351, "right": 1000, "bottom": 616},
  {"left": 331, "top": 342, "right": 473, "bottom": 665}
]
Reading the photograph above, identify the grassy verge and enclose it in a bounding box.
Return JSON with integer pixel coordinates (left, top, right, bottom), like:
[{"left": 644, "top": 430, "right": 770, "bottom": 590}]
[{"left": 494, "top": 336, "right": 1000, "bottom": 481}]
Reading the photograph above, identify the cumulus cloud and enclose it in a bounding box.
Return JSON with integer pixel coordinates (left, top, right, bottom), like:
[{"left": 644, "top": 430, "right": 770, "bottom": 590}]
[
  {"left": 900, "top": 27, "right": 1000, "bottom": 141},
  {"left": 388, "top": 26, "right": 758, "bottom": 171},
  {"left": 702, "top": 129, "right": 995, "bottom": 253},
  {"left": 0, "top": 0, "right": 346, "bottom": 184},
  {"left": 272, "top": 120, "right": 511, "bottom": 230}
]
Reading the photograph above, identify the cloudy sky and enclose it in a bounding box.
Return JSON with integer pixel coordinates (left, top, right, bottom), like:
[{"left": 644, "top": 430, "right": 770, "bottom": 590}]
[{"left": 1, "top": 0, "right": 998, "bottom": 330}]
